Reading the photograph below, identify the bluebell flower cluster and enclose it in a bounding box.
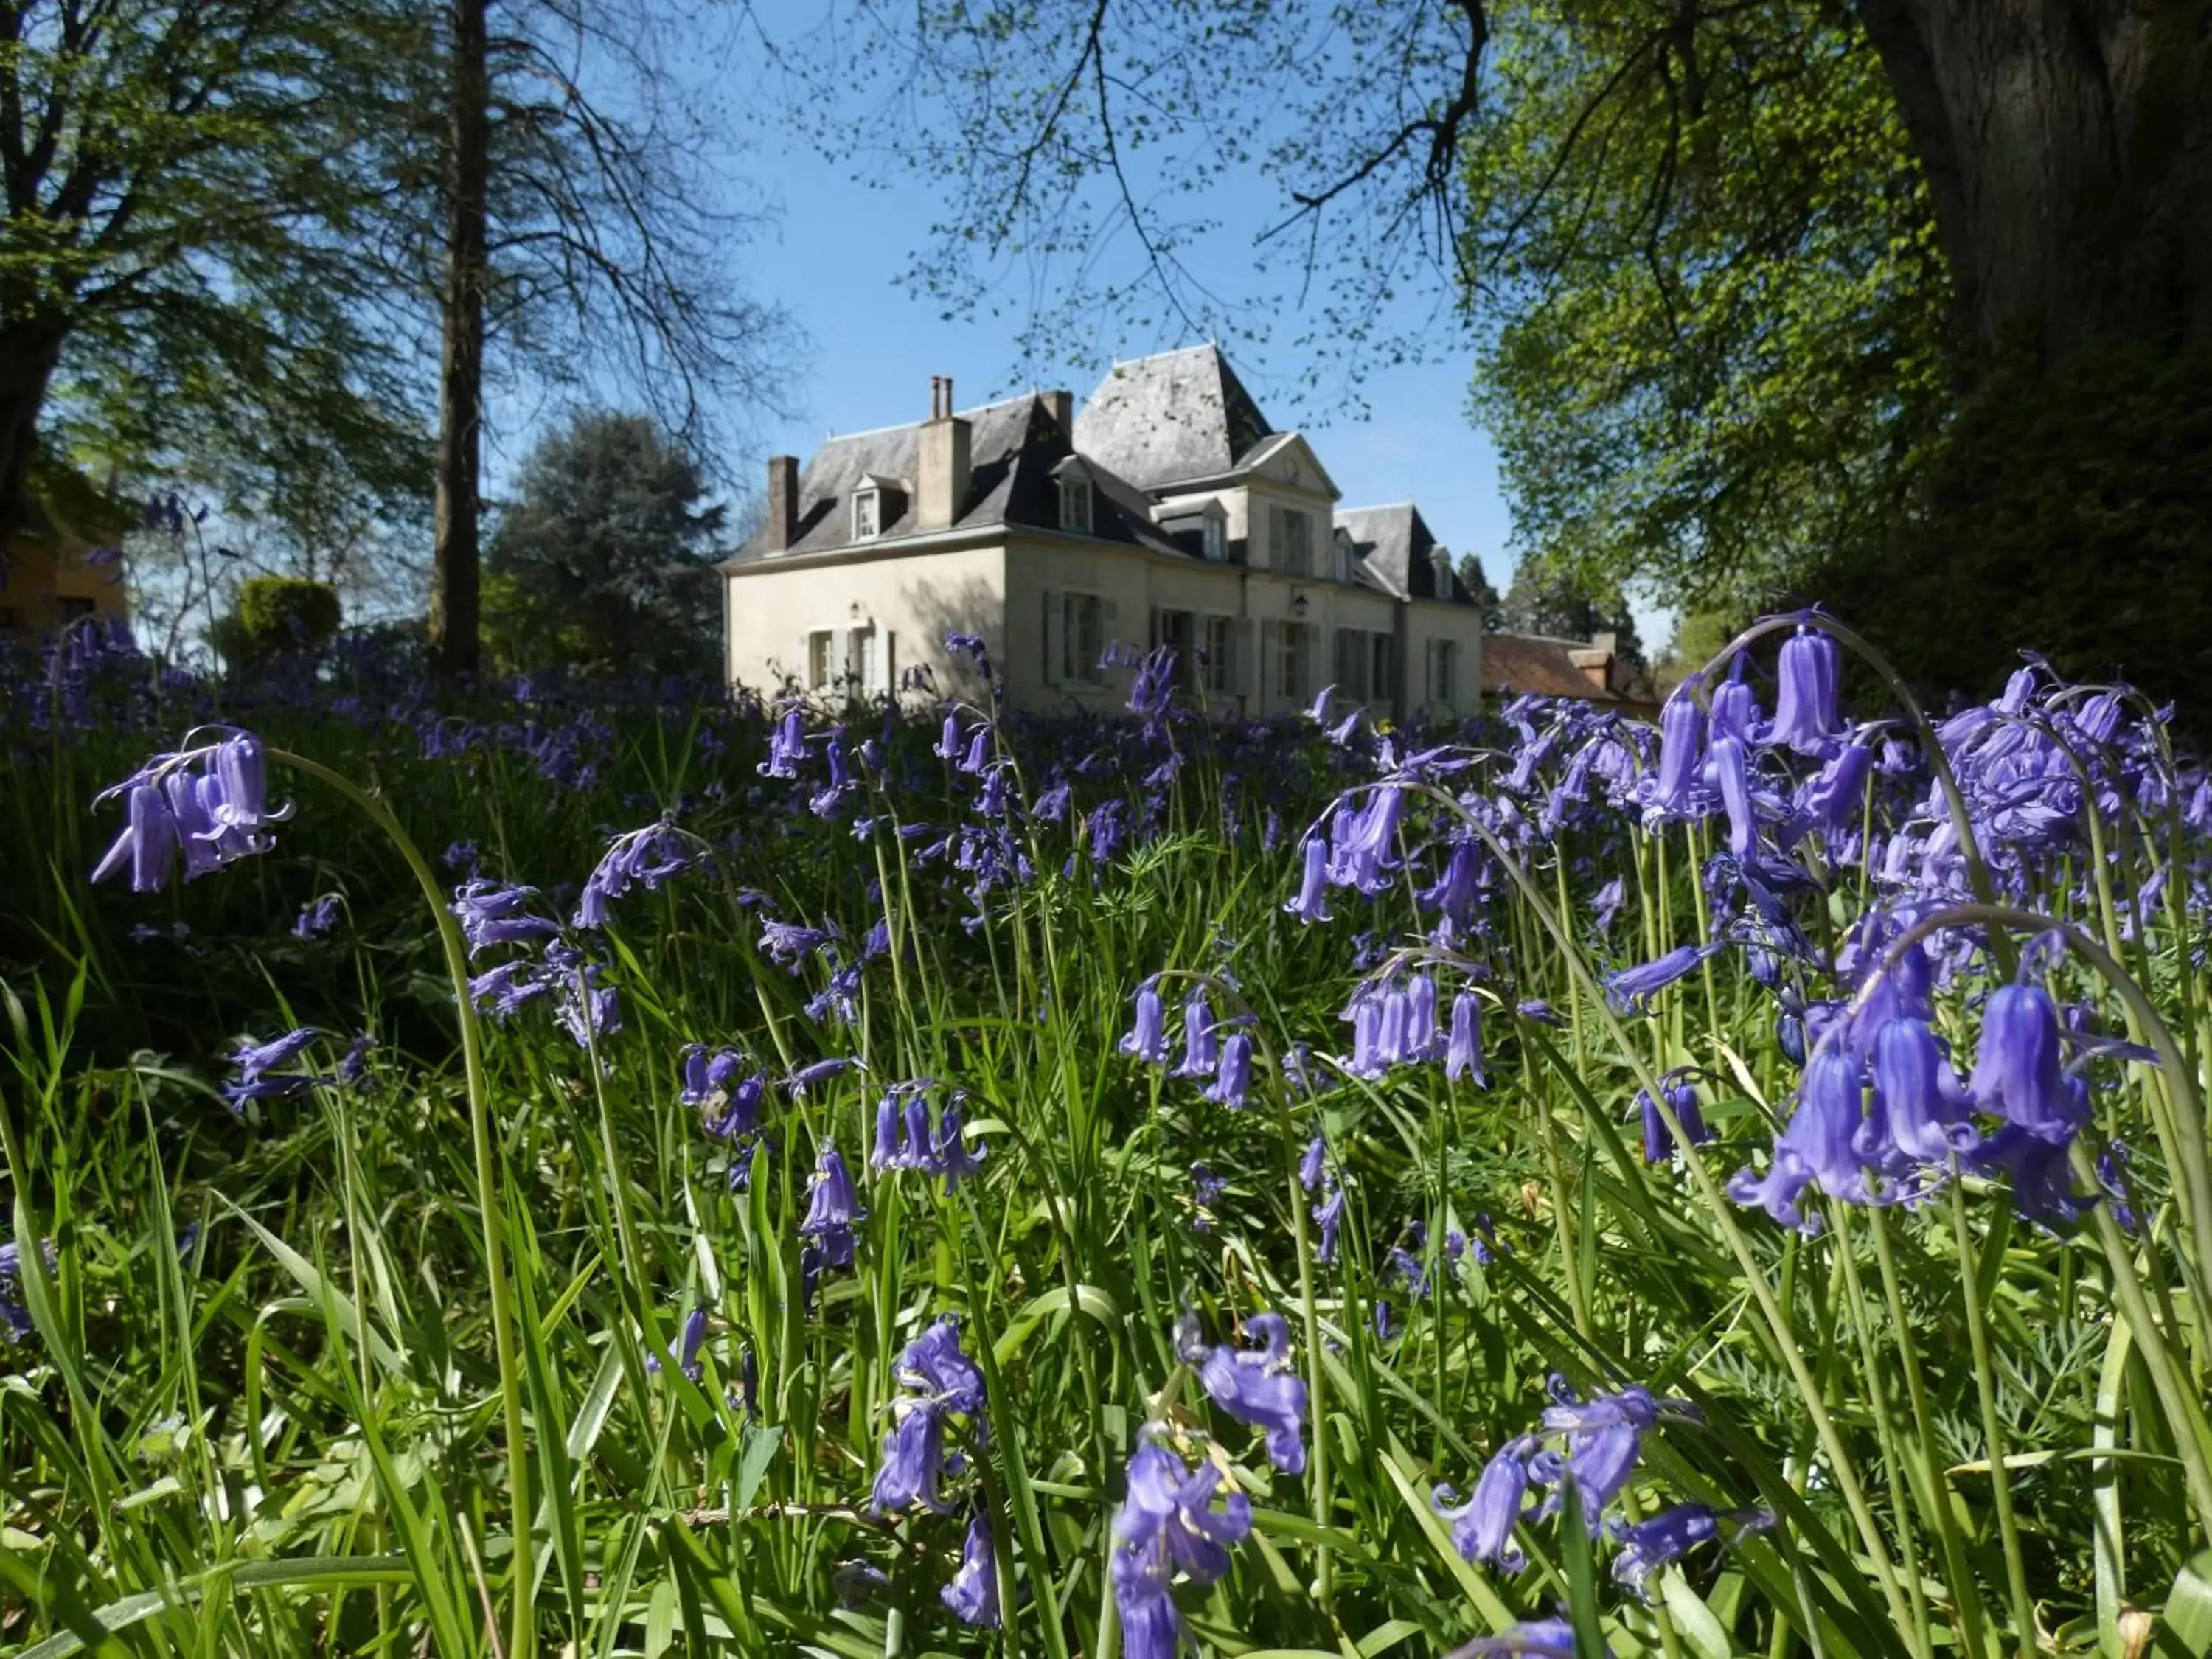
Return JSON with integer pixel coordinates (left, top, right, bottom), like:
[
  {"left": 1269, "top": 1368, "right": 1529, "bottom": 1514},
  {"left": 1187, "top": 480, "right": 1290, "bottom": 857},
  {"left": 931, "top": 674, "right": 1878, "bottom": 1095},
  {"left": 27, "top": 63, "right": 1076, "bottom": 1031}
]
[
  {"left": 870, "top": 1080, "right": 987, "bottom": 1192},
  {"left": 93, "top": 728, "right": 290, "bottom": 891},
  {"left": 1110, "top": 1436, "right": 1251, "bottom": 1659},
  {"left": 869, "top": 1318, "right": 987, "bottom": 1517},
  {"left": 1192, "top": 1312, "right": 1308, "bottom": 1472}
]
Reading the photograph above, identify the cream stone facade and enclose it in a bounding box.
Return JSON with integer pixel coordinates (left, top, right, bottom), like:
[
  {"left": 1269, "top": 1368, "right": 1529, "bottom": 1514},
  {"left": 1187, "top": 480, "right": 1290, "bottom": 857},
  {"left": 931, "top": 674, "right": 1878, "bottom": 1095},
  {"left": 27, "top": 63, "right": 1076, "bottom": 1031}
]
[{"left": 722, "top": 348, "right": 1484, "bottom": 720}]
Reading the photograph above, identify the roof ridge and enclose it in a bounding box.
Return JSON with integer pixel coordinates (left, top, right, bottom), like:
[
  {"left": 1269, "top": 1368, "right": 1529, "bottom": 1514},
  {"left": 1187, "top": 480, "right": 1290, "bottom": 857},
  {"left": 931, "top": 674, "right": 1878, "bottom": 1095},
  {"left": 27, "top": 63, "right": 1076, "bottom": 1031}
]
[{"left": 816, "top": 393, "right": 1037, "bottom": 445}]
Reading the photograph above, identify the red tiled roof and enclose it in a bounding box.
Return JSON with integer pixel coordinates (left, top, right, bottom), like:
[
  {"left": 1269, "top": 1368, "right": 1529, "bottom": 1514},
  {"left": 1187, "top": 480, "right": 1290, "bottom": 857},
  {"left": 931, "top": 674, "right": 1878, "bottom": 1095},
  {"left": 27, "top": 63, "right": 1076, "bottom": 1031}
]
[{"left": 1482, "top": 633, "right": 1656, "bottom": 707}]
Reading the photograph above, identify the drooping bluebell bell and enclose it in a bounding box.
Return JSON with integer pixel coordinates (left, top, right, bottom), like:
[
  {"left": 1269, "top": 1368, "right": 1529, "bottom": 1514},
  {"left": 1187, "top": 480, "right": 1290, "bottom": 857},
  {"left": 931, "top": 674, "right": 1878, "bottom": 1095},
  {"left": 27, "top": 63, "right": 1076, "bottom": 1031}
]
[
  {"left": 1633, "top": 1071, "right": 1710, "bottom": 1164},
  {"left": 1173, "top": 989, "right": 1219, "bottom": 1079},
  {"left": 1605, "top": 942, "right": 1723, "bottom": 1014},
  {"left": 1284, "top": 835, "right": 1332, "bottom": 923},
  {"left": 1641, "top": 689, "right": 1708, "bottom": 821},
  {"left": 1969, "top": 984, "right": 2087, "bottom": 1143},
  {"left": 1298, "top": 1133, "right": 1327, "bottom": 1192},
  {"left": 869, "top": 1397, "right": 954, "bottom": 1514},
  {"left": 1447, "top": 990, "right": 1486, "bottom": 1085},
  {"left": 1205, "top": 1031, "right": 1254, "bottom": 1108},
  {"left": 644, "top": 1306, "right": 708, "bottom": 1382},
  {"left": 449, "top": 880, "right": 559, "bottom": 956},
  {"left": 1418, "top": 836, "right": 1484, "bottom": 927},
  {"left": 1312, "top": 1180, "right": 1348, "bottom": 1264},
  {"left": 1796, "top": 740, "right": 1874, "bottom": 842},
  {"left": 1442, "top": 1618, "right": 1581, "bottom": 1659},
  {"left": 95, "top": 731, "right": 290, "bottom": 889},
  {"left": 1870, "top": 1018, "right": 1978, "bottom": 1163},
  {"left": 1968, "top": 1123, "right": 2095, "bottom": 1225},
  {"left": 1435, "top": 1433, "right": 1537, "bottom": 1569},
  {"left": 941, "top": 1512, "right": 1001, "bottom": 1628},
  {"left": 1709, "top": 667, "right": 1760, "bottom": 746},
  {"left": 1536, "top": 1377, "right": 1683, "bottom": 1526},
  {"left": 759, "top": 707, "right": 807, "bottom": 778},
  {"left": 1762, "top": 625, "right": 1843, "bottom": 755},
  {"left": 291, "top": 893, "right": 342, "bottom": 939},
  {"left": 1590, "top": 875, "right": 1626, "bottom": 933},
  {"left": 576, "top": 818, "right": 697, "bottom": 928},
  {"left": 223, "top": 1028, "right": 322, "bottom": 1110},
  {"left": 1113, "top": 1438, "right": 1251, "bottom": 1593},
  {"left": 1708, "top": 734, "right": 1758, "bottom": 858},
  {"left": 1728, "top": 1043, "right": 1871, "bottom": 1228},
  {"left": 935, "top": 1102, "right": 987, "bottom": 1194},
  {"left": 338, "top": 1032, "right": 377, "bottom": 1092},
  {"left": 1120, "top": 978, "right": 1169, "bottom": 1063},
  {"left": 1197, "top": 1312, "right": 1308, "bottom": 1473},
  {"left": 1610, "top": 1503, "right": 1727, "bottom": 1600},
  {"left": 1190, "top": 1163, "right": 1228, "bottom": 1231},
  {"left": 1328, "top": 782, "right": 1406, "bottom": 894},
  {"left": 799, "top": 1141, "right": 864, "bottom": 1304}
]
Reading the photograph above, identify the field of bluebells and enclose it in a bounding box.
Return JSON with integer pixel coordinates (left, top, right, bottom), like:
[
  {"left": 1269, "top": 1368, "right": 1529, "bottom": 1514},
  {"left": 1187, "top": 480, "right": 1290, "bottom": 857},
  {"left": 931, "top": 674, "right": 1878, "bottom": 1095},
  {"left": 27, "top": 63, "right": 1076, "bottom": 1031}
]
[{"left": 4, "top": 612, "right": 2212, "bottom": 1659}]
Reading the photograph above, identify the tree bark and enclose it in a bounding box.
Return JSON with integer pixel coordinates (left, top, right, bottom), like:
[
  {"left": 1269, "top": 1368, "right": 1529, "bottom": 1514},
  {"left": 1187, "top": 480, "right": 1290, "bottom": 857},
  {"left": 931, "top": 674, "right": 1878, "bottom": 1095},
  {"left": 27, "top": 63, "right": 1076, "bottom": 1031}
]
[
  {"left": 1854, "top": 0, "right": 2212, "bottom": 364},
  {"left": 0, "top": 325, "right": 69, "bottom": 555},
  {"left": 429, "top": 0, "right": 492, "bottom": 676}
]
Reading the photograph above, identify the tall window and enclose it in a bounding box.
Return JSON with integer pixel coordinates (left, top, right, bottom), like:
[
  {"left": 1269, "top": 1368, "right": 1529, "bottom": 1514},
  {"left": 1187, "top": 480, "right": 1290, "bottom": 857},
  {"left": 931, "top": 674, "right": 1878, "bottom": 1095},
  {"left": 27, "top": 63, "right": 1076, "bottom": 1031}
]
[
  {"left": 1332, "top": 628, "right": 1366, "bottom": 700},
  {"left": 852, "top": 488, "right": 881, "bottom": 540},
  {"left": 1201, "top": 615, "right": 1233, "bottom": 694},
  {"left": 1203, "top": 513, "right": 1225, "bottom": 563},
  {"left": 1273, "top": 507, "right": 1311, "bottom": 576},
  {"left": 1059, "top": 476, "right": 1092, "bottom": 534},
  {"left": 1335, "top": 532, "right": 1357, "bottom": 584},
  {"left": 807, "top": 630, "right": 835, "bottom": 690},
  {"left": 1277, "top": 621, "right": 1312, "bottom": 700},
  {"left": 1427, "top": 639, "right": 1460, "bottom": 706},
  {"left": 1062, "top": 592, "right": 1103, "bottom": 683},
  {"left": 858, "top": 628, "right": 882, "bottom": 694},
  {"left": 1369, "top": 633, "right": 1394, "bottom": 703}
]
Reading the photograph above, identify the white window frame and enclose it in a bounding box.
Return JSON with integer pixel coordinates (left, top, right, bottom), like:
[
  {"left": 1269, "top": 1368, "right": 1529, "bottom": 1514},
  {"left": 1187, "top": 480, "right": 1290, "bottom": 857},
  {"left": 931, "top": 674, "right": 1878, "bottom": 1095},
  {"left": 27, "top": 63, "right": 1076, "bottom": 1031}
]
[
  {"left": 807, "top": 629, "right": 835, "bottom": 690},
  {"left": 1200, "top": 614, "right": 1233, "bottom": 695},
  {"left": 1062, "top": 590, "right": 1105, "bottom": 684},
  {"left": 1273, "top": 506, "right": 1311, "bottom": 577},
  {"left": 1059, "top": 476, "right": 1092, "bottom": 534},
  {"left": 1276, "top": 619, "right": 1312, "bottom": 701},
  {"left": 1202, "top": 512, "right": 1225, "bottom": 563},
  {"left": 1334, "top": 530, "right": 1357, "bottom": 584},
  {"left": 852, "top": 488, "right": 882, "bottom": 541}
]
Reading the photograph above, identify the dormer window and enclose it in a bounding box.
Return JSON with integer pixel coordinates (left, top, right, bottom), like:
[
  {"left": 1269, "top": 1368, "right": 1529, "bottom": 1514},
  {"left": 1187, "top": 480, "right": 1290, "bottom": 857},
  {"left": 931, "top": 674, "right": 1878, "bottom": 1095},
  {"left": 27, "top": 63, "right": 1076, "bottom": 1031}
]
[
  {"left": 1334, "top": 526, "right": 1357, "bottom": 584},
  {"left": 852, "top": 489, "right": 880, "bottom": 540},
  {"left": 1430, "top": 544, "right": 1455, "bottom": 599},
  {"left": 1053, "top": 457, "right": 1093, "bottom": 534},
  {"left": 1202, "top": 509, "right": 1225, "bottom": 563}
]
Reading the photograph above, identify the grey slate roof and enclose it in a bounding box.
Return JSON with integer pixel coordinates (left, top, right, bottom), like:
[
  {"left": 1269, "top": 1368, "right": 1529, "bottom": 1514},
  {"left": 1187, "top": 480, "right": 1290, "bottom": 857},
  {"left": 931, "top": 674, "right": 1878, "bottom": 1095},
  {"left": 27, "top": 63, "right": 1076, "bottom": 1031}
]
[
  {"left": 1335, "top": 503, "right": 1476, "bottom": 604},
  {"left": 727, "top": 393, "right": 1183, "bottom": 564},
  {"left": 1072, "top": 345, "right": 1275, "bottom": 491}
]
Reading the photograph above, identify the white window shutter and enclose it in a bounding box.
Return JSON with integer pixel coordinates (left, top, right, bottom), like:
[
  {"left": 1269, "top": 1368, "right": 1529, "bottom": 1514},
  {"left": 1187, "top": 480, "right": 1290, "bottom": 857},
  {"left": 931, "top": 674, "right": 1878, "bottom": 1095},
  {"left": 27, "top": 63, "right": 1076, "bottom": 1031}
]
[
  {"left": 799, "top": 633, "right": 814, "bottom": 689},
  {"left": 834, "top": 628, "right": 854, "bottom": 689},
  {"left": 883, "top": 630, "right": 897, "bottom": 695},
  {"left": 1043, "top": 589, "right": 1065, "bottom": 686}
]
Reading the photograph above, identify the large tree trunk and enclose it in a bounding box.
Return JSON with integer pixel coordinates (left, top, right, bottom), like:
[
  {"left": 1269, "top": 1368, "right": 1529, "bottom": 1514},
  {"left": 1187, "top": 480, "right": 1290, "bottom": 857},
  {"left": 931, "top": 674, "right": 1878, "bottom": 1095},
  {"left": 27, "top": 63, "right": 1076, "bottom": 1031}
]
[
  {"left": 428, "top": 0, "right": 491, "bottom": 677},
  {"left": 0, "top": 327, "right": 69, "bottom": 556},
  {"left": 1854, "top": 0, "right": 2212, "bottom": 364}
]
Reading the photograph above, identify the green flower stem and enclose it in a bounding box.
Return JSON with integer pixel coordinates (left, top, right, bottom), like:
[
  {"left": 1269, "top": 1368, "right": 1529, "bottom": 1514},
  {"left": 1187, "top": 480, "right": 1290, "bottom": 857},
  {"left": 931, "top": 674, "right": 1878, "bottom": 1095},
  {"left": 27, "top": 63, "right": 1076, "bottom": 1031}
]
[
  {"left": 1868, "top": 1207, "right": 1994, "bottom": 1658},
  {"left": 1947, "top": 1181, "right": 2038, "bottom": 1654},
  {"left": 271, "top": 747, "right": 535, "bottom": 1659},
  {"left": 1830, "top": 1206, "right": 1934, "bottom": 1655}
]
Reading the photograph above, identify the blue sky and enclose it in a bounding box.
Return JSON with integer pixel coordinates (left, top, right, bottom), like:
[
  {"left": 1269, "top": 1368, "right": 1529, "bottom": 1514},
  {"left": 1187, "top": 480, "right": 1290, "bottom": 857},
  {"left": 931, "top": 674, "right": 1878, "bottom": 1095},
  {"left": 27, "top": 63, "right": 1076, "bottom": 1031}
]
[{"left": 710, "top": 10, "right": 1524, "bottom": 593}]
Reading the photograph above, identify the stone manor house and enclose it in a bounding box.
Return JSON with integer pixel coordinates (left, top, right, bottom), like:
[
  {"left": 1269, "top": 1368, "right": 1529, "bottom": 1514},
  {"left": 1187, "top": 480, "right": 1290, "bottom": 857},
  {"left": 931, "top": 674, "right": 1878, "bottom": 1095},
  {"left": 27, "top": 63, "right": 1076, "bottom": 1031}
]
[{"left": 721, "top": 345, "right": 1487, "bottom": 720}]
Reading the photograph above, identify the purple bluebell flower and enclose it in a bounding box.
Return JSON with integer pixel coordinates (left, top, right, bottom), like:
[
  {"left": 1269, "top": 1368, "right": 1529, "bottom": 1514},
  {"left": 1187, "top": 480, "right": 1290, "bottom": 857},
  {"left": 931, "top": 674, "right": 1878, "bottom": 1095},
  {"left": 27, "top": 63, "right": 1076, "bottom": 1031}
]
[
  {"left": 1205, "top": 1032, "right": 1254, "bottom": 1108},
  {"left": 291, "top": 894, "right": 342, "bottom": 939},
  {"left": 935, "top": 1103, "right": 987, "bottom": 1193},
  {"left": 869, "top": 1399, "right": 954, "bottom": 1514},
  {"left": 1447, "top": 990, "right": 1487, "bottom": 1085},
  {"left": 1114, "top": 1439, "right": 1251, "bottom": 1586},
  {"left": 1710, "top": 669, "right": 1759, "bottom": 745},
  {"left": 338, "top": 1032, "right": 376, "bottom": 1091},
  {"left": 1518, "top": 999, "right": 1564, "bottom": 1025},
  {"left": 448, "top": 880, "right": 559, "bottom": 956},
  {"left": 1436, "top": 1434, "right": 1536, "bottom": 1568},
  {"left": 759, "top": 707, "right": 806, "bottom": 778},
  {"left": 91, "top": 780, "right": 178, "bottom": 891},
  {"left": 1728, "top": 1043, "right": 1869, "bottom": 1228},
  {"left": 1284, "top": 836, "right": 1332, "bottom": 923},
  {"left": 576, "top": 818, "right": 696, "bottom": 928},
  {"left": 1605, "top": 942, "right": 1722, "bottom": 1014},
  {"left": 1312, "top": 1180, "right": 1347, "bottom": 1264},
  {"left": 1328, "top": 785, "right": 1405, "bottom": 894},
  {"left": 1197, "top": 1312, "right": 1308, "bottom": 1472},
  {"left": 942, "top": 1512, "right": 1001, "bottom": 1627},
  {"left": 787, "top": 1057, "right": 852, "bottom": 1093},
  {"left": 1120, "top": 979, "right": 1168, "bottom": 1063},
  {"left": 1635, "top": 1071, "right": 1711, "bottom": 1164},
  {"left": 1608, "top": 1503, "right": 1773, "bottom": 1601},
  {"left": 1871, "top": 1018, "right": 1979, "bottom": 1162},
  {"left": 1538, "top": 1377, "right": 1677, "bottom": 1526},
  {"left": 1968, "top": 1123, "right": 2095, "bottom": 1225},
  {"left": 1418, "top": 837, "right": 1484, "bottom": 926},
  {"left": 1762, "top": 626, "right": 1843, "bottom": 755},
  {"left": 1708, "top": 734, "right": 1758, "bottom": 857},
  {"left": 1590, "top": 875, "right": 1626, "bottom": 933},
  {"left": 1642, "top": 690, "right": 1707, "bottom": 819},
  {"left": 223, "top": 1028, "right": 322, "bottom": 1110},
  {"left": 1173, "top": 990, "right": 1219, "bottom": 1079},
  {"left": 1190, "top": 1162, "right": 1228, "bottom": 1230},
  {"left": 1969, "top": 984, "right": 2087, "bottom": 1144},
  {"left": 1443, "top": 1618, "right": 1580, "bottom": 1658},
  {"left": 1298, "top": 1134, "right": 1327, "bottom": 1192},
  {"left": 645, "top": 1306, "right": 709, "bottom": 1382},
  {"left": 442, "top": 839, "right": 480, "bottom": 872},
  {"left": 1798, "top": 741, "right": 1874, "bottom": 840}
]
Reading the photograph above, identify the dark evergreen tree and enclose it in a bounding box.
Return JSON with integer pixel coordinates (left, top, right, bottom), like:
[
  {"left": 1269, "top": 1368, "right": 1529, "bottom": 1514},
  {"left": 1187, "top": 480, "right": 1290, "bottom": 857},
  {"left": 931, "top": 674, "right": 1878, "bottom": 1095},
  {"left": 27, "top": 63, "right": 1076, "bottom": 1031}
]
[
  {"left": 482, "top": 411, "right": 725, "bottom": 676},
  {"left": 1502, "top": 558, "right": 1642, "bottom": 664}
]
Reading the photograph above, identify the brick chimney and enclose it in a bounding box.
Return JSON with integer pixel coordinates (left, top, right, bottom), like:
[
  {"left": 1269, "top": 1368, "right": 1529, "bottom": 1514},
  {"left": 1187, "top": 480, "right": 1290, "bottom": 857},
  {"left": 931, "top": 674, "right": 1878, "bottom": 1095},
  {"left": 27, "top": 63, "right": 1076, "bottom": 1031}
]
[
  {"left": 917, "top": 375, "right": 972, "bottom": 532},
  {"left": 765, "top": 454, "right": 798, "bottom": 552},
  {"left": 1041, "top": 389, "right": 1074, "bottom": 438}
]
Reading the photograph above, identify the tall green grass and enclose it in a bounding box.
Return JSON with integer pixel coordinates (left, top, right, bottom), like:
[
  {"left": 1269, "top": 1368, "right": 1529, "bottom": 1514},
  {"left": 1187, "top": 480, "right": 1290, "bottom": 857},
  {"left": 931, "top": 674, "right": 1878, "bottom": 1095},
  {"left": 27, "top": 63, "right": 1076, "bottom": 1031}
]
[{"left": 1, "top": 649, "right": 2208, "bottom": 1659}]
